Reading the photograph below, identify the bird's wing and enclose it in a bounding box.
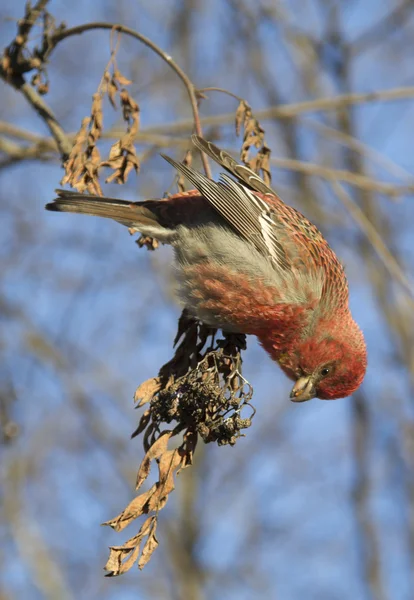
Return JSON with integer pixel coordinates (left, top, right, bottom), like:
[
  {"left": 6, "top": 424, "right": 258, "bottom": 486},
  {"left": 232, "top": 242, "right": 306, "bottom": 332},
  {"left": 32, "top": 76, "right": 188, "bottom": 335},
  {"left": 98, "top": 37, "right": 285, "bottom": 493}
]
[
  {"left": 191, "top": 135, "right": 277, "bottom": 196},
  {"left": 161, "top": 153, "right": 290, "bottom": 271},
  {"left": 163, "top": 136, "right": 349, "bottom": 308},
  {"left": 191, "top": 137, "right": 350, "bottom": 308}
]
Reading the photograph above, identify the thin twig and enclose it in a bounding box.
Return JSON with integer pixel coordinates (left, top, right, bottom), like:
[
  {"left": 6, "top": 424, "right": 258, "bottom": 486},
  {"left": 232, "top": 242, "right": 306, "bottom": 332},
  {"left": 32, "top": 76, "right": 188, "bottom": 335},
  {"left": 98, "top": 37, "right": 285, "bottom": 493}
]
[
  {"left": 17, "top": 80, "right": 72, "bottom": 159},
  {"left": 0, "top": 0, "right": 72, "bottom": 160},
  {"left": 331, "top": 180, "right": 414, "bottom": 300},
  {"left": 352, "top": 0, "right": 414, "bottom": 56},
  {"left": 272, "top": 156, "right": 414, "bottom": 197},
  {"left": 0, "top": 121, "right": 45, "bottom": 143},
  {"left": 197, "top": 87, "right": 243, "bottom": 102},
  {"left": 2, "top": 81, "right": 414, "bottom": 168},
  {"left": 302, "top": 117, "right": 413, "bottom": 183},
  {"left": 45, "top": 22, "right": 212, "bottom": 178},
  {"left": 122, "top": 86, "right": 414, "bottom": 135},
  {"left": 2, "top": 128, "right": 412, "bottom": 198}
]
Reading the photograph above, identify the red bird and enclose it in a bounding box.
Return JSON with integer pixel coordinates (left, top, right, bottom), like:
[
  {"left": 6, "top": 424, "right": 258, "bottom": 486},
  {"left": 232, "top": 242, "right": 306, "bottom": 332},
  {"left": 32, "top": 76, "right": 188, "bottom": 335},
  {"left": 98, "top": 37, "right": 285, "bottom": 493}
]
[{"left": 46, "top": 135, "right": 367, "bottom": 402}]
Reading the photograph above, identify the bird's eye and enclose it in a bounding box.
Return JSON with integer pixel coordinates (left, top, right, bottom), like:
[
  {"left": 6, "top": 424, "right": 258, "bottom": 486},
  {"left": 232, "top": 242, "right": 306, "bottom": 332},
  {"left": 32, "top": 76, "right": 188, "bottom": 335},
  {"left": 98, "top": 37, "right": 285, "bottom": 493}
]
[{"left": 321, "top": 367, "right": 330, "bottom": 377}]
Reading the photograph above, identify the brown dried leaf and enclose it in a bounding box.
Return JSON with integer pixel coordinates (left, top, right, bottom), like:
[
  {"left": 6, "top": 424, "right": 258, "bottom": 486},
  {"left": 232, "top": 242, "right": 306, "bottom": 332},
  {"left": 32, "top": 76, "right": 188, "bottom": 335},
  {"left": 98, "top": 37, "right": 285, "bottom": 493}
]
[
  {"left": 176, "top": 429, "right": 198, "bottom": 475},
  {"left": 177, "top": 149, "right": 193, "bottom": 193},
  {"left": 102, "top": 70, "right": 111, "bottom": 88},
  {"left": 88, "top": 93, "right": 103, "bottom": 145},
  {"left": 158, "top": 448, "right": 182, "bottom": 489},
  {"left": 104, "top": 516, "right": 156, "bottom": 576},
  {"left": 257, "top": 145, "right": 272, "bottom": 184},
  {"left": 114, "top": 69, "right": 133, "bottom": 86},
  {"left": 103, "top": 486, "right": 156, "bottom": 532},
  {"left": 107, "top": 81, "right": 118, "bottom": 108},
  {"left": 60, "top": 117, "right": 91, "bottom": 190},
  {"left": 105, "top": 535, "right": 142, "bottom": 576},
  {"left": 108, "top": 140, "right": 122, "bottom": 160},
  {"left": 134, "top": 377, "right": 162, "bottom": 406},
  {"left": 235, "top": 100, "right": 248, "bottom": 136},
  {"left": 130, "top": 408, "right": 151, "bottom": 440},
  {"left": 103, "top": 319, "right": 252, "bottom": 574},
  {"left": 101, "top": 136, "right": 140, "bottom": 185},
  {"left": 136, "top": 430, "right": 173, "bottom": 490},
  {"left": 120, "top": 89, "right": 140, "bottom": 134},
  {"left": 138, "top": 520, "right": 158, "bottom": 570}
]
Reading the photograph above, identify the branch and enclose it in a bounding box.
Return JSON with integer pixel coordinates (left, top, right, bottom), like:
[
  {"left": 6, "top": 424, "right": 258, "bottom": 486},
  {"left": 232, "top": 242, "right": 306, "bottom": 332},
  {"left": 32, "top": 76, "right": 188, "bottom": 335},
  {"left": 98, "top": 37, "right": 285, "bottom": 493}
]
[
  {"left": 2, "top": 84, "right": 414, "bottom": 156},
  {"left": 302, "top": 117, "right": 413, "bottom": 183},
  {"left": 0, "top": 71, "right": 72, "bottom": 160},
  {"left": 272, "top": 156, "right": 414, "bottom": 198},
  {"left": 352, "top": 0, "right": 414, "bottom": 56},
  {"left": 2, "top": 14, "right": 212, "bottom": 175},
  {"left": 331, "top": 180, "right": 414, "bottom": 299},
  {"left": 130, "top": 86, "right": 414, "bottom": 135},
  {"left": 1, "top": 0, "right": 72, "bottom": 160},
  {"left": 40, "top": 21, "right": 212, "bottom": 178},
  {"left": 0, "top": 136, "right": 55, "bottom": 170},
  {"left": 2, "top": 128, "right": 413, "bottom": 198},
  {"left": 0, "top": 121, "right": 45, "bottom": 143}
]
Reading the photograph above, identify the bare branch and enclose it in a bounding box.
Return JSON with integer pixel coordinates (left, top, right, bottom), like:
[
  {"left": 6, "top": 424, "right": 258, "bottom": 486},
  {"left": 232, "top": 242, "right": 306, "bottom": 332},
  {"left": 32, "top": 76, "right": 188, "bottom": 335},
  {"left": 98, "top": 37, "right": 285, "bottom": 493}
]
[
  {"left": 0, "top": 0, "right": 72, "bottom": 160},
  {"left": 332, "top": 167, "right": 414, "bottom": 300},
  {"left": 274, "top": 156, "right": 414, "bottom": 198},
  {"left": 133, "top": 86, "right": 414, "bottom": 134},
  {"left": 38, "top": 21, "right": 212, "bottom": 178},
  {"left": 15, "top": 79, "right": 72, "bottom": 159},
  {"left": 352, "top": 0, "right": 414, "bottom": 56}
]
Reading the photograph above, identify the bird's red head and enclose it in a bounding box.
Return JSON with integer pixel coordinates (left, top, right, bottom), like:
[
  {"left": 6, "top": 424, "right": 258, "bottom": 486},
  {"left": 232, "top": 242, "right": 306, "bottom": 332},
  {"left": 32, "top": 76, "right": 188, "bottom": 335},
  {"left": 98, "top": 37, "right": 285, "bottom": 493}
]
[{"left": 275, "top": 318, "right": 367, "bottom": 402}]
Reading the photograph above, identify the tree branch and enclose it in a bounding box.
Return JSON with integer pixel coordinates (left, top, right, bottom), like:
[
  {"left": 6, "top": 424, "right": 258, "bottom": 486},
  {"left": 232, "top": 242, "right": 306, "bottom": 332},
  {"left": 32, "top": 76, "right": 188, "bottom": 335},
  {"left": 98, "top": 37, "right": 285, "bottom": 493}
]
[
  {"left": 0, "top": 0, "right": 72, "bottom": 160},
  {"left": 331, "top": 180, "right": 414, "bottom": 299},
  {"left": 146, "top": 86, "right": 414, "bottom": 133},
  {"left": 40, "top": 21, "right": 212, "bottom": 177}
]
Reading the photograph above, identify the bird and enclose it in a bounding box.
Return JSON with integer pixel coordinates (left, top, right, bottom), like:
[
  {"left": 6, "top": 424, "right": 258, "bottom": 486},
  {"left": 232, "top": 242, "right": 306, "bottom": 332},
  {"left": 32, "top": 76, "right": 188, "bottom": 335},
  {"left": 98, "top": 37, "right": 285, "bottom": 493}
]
[{"left": 46, "top": 134, "right": 367, "bottom": 402}]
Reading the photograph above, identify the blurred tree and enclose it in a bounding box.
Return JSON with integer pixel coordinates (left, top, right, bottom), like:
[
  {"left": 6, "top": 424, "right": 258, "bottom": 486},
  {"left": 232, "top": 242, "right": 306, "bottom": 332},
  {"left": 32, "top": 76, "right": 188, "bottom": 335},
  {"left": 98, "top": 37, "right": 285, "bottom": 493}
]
[{"left": 1, "top": 1, "right": 414, "bottom": 599}]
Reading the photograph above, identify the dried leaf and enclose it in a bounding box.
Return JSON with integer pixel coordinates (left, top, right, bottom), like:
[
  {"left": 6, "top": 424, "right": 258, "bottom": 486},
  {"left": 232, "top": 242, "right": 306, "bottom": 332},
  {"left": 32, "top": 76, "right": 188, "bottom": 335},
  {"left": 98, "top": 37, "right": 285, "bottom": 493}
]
[
  {"left": 138, "top": 520, "right": 158, "bottom": 570},
  {"left": 108, "top": 140, "right": 122, "bottom": 160},
  {"left": 235, "top": 99, "right": 248, "bottom": 136},
  {"left": 114, "top": 69, "right": 133, "bottom": 86},
  {"left": 104, "top": 516, "right": 156, "bottom": 576},
  {"left": 130, "top": 408, "right": 151, "bottom": 440},
  {"left": 177, "top": 429, "right": 198, "bottom": 475},
  {"left": 103, "top": 486, "right": 156, "bottom": 532},
  {"left": 103, "top": 317, "right": 252, "bottom": 573},
  {"left": 88, "top": 93, "right": 103, "bottom": 144},
  {"left": 136, "top": 430, "right": 173, "bottom": 490},
  {"left": 177, "top": 149, "right": 193, "bottom": 193},
  {"left": 141, "top": 449, "right": 182, "bottom": 513},
  {"left": 256, "top": 145, "right": 272, "bottom": 184},
  {"left": 134, "top": 377, "right": 162, "bottom": 406},
  {"left": 105, "top": 537, "right": 141, "bottom": 576}
]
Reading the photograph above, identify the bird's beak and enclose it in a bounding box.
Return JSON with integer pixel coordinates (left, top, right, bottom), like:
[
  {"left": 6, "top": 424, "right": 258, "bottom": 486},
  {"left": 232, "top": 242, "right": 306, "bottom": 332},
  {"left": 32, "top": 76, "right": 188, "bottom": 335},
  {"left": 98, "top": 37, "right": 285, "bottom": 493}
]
[{"left": 290, "top": 376, "right": 316, "bottom": 402}]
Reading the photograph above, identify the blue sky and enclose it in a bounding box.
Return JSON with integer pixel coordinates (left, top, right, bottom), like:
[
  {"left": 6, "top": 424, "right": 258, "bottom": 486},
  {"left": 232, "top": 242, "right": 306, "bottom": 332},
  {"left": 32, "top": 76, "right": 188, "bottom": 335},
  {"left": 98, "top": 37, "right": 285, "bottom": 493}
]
[{"left": 1, "top": 1, "right": 414, "bottom": 599}]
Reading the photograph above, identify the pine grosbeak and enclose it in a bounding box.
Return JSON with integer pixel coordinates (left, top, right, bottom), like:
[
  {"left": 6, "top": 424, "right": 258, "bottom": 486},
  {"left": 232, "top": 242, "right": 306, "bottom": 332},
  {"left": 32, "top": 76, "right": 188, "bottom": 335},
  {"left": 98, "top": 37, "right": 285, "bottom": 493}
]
[{"left": 46, "top": 135, "right": 367, "bottom": 402}]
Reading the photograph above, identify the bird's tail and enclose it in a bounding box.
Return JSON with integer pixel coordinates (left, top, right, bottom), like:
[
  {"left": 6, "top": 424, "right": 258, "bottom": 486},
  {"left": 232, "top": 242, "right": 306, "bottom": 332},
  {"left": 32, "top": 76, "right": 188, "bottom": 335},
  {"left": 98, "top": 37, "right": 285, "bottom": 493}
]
[{"left": 46, "top": 189, "right": 165, "bottom": 233}]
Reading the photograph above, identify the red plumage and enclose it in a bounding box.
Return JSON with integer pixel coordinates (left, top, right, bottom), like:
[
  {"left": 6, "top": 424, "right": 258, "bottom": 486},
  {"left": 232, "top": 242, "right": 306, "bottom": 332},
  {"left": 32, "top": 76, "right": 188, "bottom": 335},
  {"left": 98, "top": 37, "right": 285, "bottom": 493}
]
[{"left": 46, "top": 135, "right": 367, "bottom": 402}]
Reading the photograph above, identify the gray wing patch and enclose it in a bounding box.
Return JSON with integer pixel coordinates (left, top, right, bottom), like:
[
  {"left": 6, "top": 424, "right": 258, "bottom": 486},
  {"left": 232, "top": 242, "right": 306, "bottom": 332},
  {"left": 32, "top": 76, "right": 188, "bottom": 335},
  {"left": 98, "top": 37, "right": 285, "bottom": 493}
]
[
  {"left": 219, "top": 174, "right": 290, "bottom": 269},
  {"left": 161, "top": 153, "right": 290, "bottom": 270}
]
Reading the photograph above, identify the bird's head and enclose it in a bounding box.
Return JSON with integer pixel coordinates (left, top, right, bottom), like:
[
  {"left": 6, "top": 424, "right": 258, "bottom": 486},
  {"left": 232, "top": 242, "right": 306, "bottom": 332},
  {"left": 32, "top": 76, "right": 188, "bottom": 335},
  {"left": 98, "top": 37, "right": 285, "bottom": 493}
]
[{"left": 279, "top": 320, "right": 367, "bottom": 402}]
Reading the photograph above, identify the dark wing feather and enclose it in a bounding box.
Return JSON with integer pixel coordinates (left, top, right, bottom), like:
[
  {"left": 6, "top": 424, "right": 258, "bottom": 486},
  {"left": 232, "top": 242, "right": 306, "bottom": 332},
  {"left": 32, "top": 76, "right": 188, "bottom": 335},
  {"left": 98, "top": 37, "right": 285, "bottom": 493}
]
[
  {"left": 161, "top": 154, "right": 290, "bottom": 270},
  {"left": 191, "top": 135, "right": 277, "bottom": 197}
]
